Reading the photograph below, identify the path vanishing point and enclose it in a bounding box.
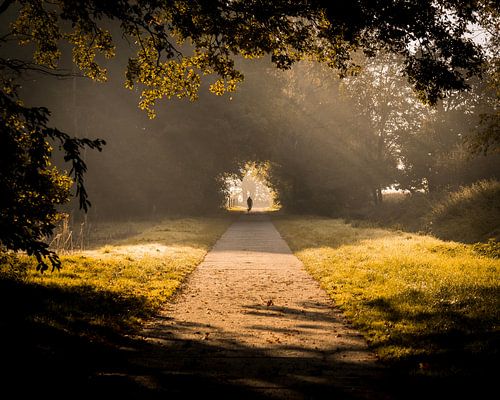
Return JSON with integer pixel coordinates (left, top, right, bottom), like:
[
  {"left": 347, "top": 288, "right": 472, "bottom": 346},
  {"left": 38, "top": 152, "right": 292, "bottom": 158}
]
[{"left": 95, "top": 214, "right": 394, "bottom": 399}]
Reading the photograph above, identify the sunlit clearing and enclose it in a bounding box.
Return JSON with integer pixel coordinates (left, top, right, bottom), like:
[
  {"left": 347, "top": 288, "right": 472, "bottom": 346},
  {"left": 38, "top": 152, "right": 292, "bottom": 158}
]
[
  {"left": 85, "top": 243, "right": 190, "bottom": 260},
  {"left": 46, "top": 217, "right": 233, "bottom": 263},
  {"left": 224, "top": 162, "right": 279, "bottom": 211}
]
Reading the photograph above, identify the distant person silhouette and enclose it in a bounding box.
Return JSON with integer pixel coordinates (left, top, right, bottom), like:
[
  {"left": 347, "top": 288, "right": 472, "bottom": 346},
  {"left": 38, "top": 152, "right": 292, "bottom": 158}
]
[{"left": 247, "top": 196, "right": 253, "bottom": 213}]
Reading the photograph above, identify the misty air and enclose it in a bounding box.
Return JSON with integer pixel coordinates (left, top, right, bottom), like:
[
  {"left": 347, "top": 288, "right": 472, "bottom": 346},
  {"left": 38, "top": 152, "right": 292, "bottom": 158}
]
[{"left": 0, "top": 2, "right": 498, "bottom": 399}]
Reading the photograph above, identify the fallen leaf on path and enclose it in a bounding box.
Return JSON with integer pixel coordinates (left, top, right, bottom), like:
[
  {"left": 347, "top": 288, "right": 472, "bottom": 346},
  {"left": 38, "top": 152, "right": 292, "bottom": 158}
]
[{"left": 419, "top": 362, "right": 431, "bottom": 370}]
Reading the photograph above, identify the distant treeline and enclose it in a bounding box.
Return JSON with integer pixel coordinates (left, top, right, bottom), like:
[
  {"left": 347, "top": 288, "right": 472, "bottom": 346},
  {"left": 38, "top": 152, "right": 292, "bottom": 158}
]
[{"left": 25, "top": 55, "right": 499, "bottom": 220}]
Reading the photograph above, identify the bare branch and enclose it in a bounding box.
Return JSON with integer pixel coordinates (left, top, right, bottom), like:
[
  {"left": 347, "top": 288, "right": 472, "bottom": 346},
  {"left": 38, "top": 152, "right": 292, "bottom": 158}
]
[{"left": 0, "top": 58, "right": 84, "bottom": 78}]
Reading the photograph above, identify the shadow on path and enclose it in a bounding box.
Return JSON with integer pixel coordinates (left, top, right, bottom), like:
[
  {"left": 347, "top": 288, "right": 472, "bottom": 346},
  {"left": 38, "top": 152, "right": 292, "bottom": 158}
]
[{"left": 2, "top": 214, "right": 495, "bottom": 399}]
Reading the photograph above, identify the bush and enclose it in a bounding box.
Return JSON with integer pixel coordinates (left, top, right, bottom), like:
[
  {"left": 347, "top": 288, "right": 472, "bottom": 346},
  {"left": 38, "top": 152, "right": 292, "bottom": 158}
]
[
  {"left": 0, "top": 252, "right": 32, "bottom": 281},
  {"left": 356, "top": 180, "right": 500, "bottom": 244},
  {"left": 428, "top": 179, "right": 500, "bottom": 243},
  {"left": 355, "top": 192, "right": 437, "bottom": 233}
]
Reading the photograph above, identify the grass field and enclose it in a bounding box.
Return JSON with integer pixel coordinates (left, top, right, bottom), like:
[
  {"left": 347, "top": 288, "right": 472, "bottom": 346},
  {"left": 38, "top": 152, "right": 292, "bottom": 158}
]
[
  {"left": 1, "top": 216, "right": 232, "bottom": 336},
  {"left": 2, "top": 212, "right": 498, "bottom": 397},
  {"left": 0, "top": 216, "right": 232, "bottom": 395},
  {"left": 273, "top": 216, "right": 499, "bottom": 387}
]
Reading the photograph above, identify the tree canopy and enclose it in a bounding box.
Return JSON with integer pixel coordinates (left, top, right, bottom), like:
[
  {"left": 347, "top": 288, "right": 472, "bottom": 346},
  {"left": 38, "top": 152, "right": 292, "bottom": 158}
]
[
  {"left": 0, "top": 0, "right": 498, "bottom": 269},
  {"left": 2, "top": 1, "right": 494, "bottom": 106}
]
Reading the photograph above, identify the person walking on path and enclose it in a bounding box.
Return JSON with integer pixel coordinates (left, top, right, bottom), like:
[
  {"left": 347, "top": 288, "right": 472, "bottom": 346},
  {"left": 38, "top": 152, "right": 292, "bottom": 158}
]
[{"left": 247, "top": 196, "right": 253, "bottom": 213}]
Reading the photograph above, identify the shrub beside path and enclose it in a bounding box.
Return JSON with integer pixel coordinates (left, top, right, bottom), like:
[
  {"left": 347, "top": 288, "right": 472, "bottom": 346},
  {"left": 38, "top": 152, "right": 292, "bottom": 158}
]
[{"left": 103, "top": 214, "right": 393, "bottom": 399}]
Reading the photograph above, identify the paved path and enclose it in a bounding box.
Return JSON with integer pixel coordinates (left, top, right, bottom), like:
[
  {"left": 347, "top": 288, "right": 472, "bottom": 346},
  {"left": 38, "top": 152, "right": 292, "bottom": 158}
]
[{"left": 102, "top": 214, "right": 392, "bottom": 399}]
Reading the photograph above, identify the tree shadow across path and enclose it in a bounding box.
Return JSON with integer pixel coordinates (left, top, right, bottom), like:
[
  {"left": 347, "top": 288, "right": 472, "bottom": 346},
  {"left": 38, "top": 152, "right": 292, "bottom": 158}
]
[
  {"left": 0, "top": 281, "right": 388, "bottom": 399},
  {"left": 1, "top": 268, "right": 495, "bottom": 399},
  {"left": 89, "top": 316, "right": 391, "bottom": 400},
  {"left": 2, "top": 214, "right": 496, "bottom": 399}
]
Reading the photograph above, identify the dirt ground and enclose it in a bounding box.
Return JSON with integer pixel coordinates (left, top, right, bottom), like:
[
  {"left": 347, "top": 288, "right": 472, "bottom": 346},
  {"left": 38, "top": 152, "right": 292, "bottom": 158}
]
[{"left": 86, "top": 214, "right": 395, "bottom": 399}]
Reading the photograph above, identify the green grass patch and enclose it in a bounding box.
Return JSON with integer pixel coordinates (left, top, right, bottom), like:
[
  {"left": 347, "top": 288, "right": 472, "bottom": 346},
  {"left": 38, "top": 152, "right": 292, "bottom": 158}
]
[{"left": 273, "top": 216, "right": 499, "bottom": 379}]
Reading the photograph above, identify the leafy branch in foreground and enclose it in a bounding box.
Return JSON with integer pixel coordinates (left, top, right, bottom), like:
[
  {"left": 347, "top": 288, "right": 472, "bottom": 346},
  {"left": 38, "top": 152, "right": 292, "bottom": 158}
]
[
  {"left": 0, "top": 90, "right": 105, "bottom": 271},
  {"left": 4, "top": 1, "right": 493, "bottom": 113}
]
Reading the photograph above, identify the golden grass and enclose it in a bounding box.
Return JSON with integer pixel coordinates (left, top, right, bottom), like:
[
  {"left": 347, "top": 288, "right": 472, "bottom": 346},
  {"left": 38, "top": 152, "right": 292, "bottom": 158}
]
[
  {"left": 1, "top": 216, "right": 232, "bottom": 333},
  {"left": 273, "top": 216, "right": 499, "bottom": 375}
]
